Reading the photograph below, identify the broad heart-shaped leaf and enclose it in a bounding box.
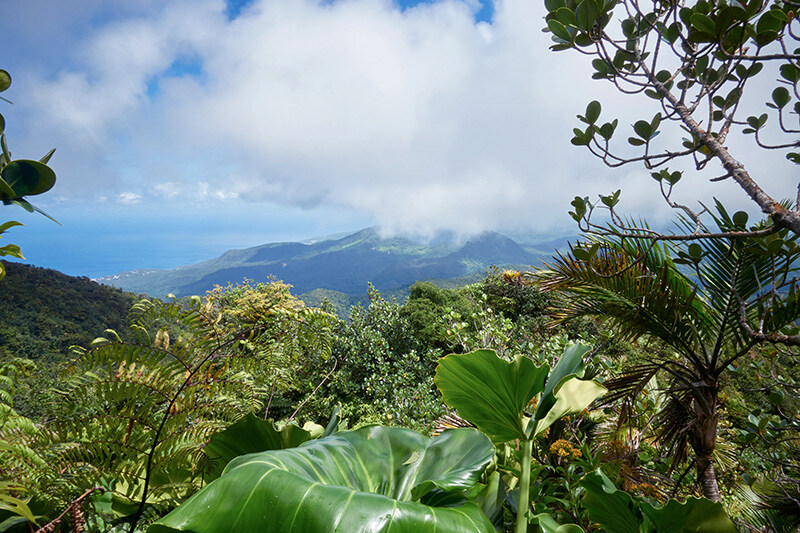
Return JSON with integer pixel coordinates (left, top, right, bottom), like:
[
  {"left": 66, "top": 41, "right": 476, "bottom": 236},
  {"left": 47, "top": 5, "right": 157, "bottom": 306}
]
[
  {"left": 580, "top": 469, "right": 644, "bottom": 533},
  {"left": 203, "top": 414, "right": 314, "bottom": 480},
  {"left": 581, "top": 469, "right": 738, "bottom": 533},
  {"left": 435, "top": 350, "right": 549, "bottom": 443},
  {"left": 529, "top": 376, "right": 607, "bottom": 437},
  {"left": 0, "top": 160, "right": 56, "bottom": 199},
  {"left": 640, "top": 497, "right": 738, "bottom": 533},
  {"left": 149, "top": 426, "right": 495, "bottom": 533},
  {"left": 533, "top": 343, "right": 590, "bottom": 421}
]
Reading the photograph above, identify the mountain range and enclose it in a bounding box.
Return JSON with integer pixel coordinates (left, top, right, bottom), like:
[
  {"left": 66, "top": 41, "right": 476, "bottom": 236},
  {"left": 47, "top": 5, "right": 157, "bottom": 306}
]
[{"left": 95, "top": 227, "right": 572, "bottom": 307}]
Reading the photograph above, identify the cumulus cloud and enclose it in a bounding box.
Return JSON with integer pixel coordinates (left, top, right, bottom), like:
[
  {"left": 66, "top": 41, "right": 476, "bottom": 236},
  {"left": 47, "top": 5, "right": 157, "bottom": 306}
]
[
  {"left": 10, "top": 0, "right": 793, "bottom": 237},
  {"left": 25, "top": 0, "right": 222, "bottom": 145}
]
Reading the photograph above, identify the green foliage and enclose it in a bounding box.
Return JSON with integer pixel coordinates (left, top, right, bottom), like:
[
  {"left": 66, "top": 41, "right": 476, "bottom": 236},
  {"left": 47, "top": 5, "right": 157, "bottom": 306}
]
[
  {"left": 205, "top": 278, "right": 336, "bottom": 420},
  {"left": 436, "top": 345, "right": 606, "bottom": 443},
  {"left": 0, "top": 358, "right": 40, "bottom": 528},
  {"left": 5, "top": 256, "right": 793, "bottom": 529},
  {"left": 48, "top": 298, "right": 262, "bottom": 530},
  {"left": 478, "top": 268, "right": 550, "bottom": 322},
  {"left": 149, "top": 426, "right": 496, "bottom": 533},
  {"left": 0, "top": 222, "right": 24, "bottom": 281},
  {"left": 435, "top": 346, "right": 606, "bottom": 533},
  {"left": 0, "top": 262, "right": 138, "bottom": 418},
  {"left": 437, "top": 349, "right": 550, "bottom": 444},
  {"left": 304, "top": 285, "right": 447, "bottom": 430},
  {"left": 544, "top": 0, "right": 800, "bottom": 235},
  {"left": 580, "top": 469, "right": 738, "bottom": 532},
  {"left": 202, "top": 413, "right": 315, "bottom": 480},
  {"left": 442, "top": 298, "right": 518, "bottom": 359},
  {"left": 401, "top": 281, "right": 476, "bottom": 349},
  {"left": 537, "top": 206, "right": 800, "bottom": 501},
  {"left": 0, "top": 482, "right": 36, "bottom": 526},
  {"left": 0, "top": 68, "right": 57, "bottom": 222},
  {"left": 0, "top": 68, "right": 58, "bottom": 281}
]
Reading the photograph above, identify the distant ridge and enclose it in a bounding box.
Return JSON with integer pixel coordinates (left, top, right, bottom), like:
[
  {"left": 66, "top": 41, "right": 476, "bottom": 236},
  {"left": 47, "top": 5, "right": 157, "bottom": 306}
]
[{"left": 95, "top": 227, "right": 571, "bottom": 300}]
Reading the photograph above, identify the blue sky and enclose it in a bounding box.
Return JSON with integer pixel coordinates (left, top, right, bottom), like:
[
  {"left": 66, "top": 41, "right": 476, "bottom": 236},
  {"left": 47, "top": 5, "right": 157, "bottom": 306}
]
[{"left": 2, "top": 0, "right": 791, "bottom": 278}]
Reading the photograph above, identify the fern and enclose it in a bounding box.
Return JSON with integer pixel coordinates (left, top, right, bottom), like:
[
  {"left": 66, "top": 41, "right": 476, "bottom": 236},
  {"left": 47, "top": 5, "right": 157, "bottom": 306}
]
[
  {"left": 43, "top": 289, "right": 334, "bottom": 532},
  {"left": 0, "top": 358, "right": 46, "bottom": 527},
  {"left": 49, "top": 298, "right": 262, "bottom": 530}
]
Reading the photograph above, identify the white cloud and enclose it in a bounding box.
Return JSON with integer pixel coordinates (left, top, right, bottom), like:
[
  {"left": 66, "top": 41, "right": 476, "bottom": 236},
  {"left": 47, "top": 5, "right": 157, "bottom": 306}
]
[
  {"left": 25, "top": 0, "right": 222, "bottom": 145},
  {"left": 116, "top": 192, "right": 142, "bottom": 204},
  {"left": 11, "top": 0, "right": 795, "bottom": 237}
]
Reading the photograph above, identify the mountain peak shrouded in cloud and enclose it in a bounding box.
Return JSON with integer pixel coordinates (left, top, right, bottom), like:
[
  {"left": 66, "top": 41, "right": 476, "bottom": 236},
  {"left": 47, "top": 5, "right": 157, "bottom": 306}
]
[
  {"left": 3, "top": 0, "right": 791, "bottom": 278},
  {"left": 94, "top": 225, "right": 560, "bottom": 300}
]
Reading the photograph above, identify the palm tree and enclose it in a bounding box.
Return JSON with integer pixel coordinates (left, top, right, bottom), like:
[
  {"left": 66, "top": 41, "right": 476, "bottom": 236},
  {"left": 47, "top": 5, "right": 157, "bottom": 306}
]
[{"left": 534, "top": 205, "right": 800, "bottom": 501}]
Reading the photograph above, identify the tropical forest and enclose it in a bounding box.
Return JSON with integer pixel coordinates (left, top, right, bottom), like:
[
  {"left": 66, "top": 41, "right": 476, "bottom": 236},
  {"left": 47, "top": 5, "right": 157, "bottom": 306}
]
[{"left": 3, "top": 0, "right": 800, "bottom": 531}]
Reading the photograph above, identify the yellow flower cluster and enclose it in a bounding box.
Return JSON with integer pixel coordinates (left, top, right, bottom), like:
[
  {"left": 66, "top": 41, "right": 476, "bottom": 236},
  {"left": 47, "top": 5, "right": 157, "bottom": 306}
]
[
  {"left": 632, "top": 482, "right": 662, "bottom": 501},
  {"left": 602, "top": 440, "right": 630, "bottom": 457},
  {"left": 549, "top": 439, "right": 582, "bottom": 459}
]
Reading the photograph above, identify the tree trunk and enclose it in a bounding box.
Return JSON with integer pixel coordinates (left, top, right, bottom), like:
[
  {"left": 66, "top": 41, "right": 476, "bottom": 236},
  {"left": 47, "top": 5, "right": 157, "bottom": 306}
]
[
  {"left": 695, "top": 452, "right": 721, "bottom": 502},
  {"left": 691, "top": 383, "right": 721, "bottom": 502}
]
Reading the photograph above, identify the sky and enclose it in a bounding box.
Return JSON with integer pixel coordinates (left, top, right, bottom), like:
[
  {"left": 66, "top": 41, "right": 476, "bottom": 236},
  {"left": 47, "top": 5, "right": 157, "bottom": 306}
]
[{"left": 2, "top": 0, "right": 796, "bottom": 277}]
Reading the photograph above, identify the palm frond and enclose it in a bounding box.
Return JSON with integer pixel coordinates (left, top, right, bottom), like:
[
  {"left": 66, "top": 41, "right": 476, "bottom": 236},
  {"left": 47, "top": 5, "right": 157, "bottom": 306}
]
[{"left": 537, "top": 239, "right": 710, "bottom": 372}]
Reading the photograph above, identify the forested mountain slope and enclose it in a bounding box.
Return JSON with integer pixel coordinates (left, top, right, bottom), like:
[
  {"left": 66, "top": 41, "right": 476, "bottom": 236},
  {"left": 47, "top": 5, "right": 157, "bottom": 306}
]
[
  {"left": 96, "top": 227, "right": 557, "bottom": 298},
  {"left": 0, "top": 261, "right": 138, "bottom": 416}
]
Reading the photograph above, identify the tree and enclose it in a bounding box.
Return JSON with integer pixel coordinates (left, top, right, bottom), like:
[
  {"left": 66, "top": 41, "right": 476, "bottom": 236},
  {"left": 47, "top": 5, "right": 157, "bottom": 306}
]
[
  {"left": 543, "top": 0, "right": 800, "bottom": 237},
  {"left": 205, "top": 278, "right": 336, "bottom": 421},
  {"left": 534, "top": 206, "right": 800, "bottom": 501}
]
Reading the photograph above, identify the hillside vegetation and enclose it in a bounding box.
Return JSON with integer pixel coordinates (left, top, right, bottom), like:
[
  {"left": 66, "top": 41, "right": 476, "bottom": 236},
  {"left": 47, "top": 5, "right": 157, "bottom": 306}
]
[
  {"left": 0, "top": 256, "right": 797, "bottom": 532},
  {"left": 96, "top": 227, "right": 558, "bottom": 300},
  {"left": 0, "top": 261, "right": 137, "bottom": 416}
]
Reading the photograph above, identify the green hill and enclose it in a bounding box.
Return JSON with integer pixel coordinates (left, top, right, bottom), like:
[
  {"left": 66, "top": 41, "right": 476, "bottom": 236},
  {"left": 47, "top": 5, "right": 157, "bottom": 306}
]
[
  {"left": 96, "top": 227, "right": 561, "bottom": 300},
  {"left": 0, "top": 261, "right": 139, "bottom": 417}
]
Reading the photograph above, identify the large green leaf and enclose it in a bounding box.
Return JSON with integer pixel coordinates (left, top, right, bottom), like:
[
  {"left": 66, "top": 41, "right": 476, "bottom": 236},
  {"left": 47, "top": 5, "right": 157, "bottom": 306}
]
[
  {"left": 532, "top": 343, "right": 590, "bottom": 423},
  {"left": 0, "top": 160, "right": 56, "bottom": 199},
  {"left": 581, "top": 469, "right": 737, "bottom": 532},
  {"left": 640, "top": 497, "right": 738, "bottom": 532},
  {"left": 203, "top": 414, "right": 314, "bottom": 480},
  {"left": 435, "top": 350, "right": 549, "bottom": 443},
  {"left": 436, "top": 347, "right": 604, "bottom": 442},
  {"left": 149, "top": 426, "right": 495, "bottom": 533},
  {"left": 529, "top": 376, "right": 607, "bottom": 437},
  {"left": 580, "top": 469, "right": 645, "bottom": 533}
]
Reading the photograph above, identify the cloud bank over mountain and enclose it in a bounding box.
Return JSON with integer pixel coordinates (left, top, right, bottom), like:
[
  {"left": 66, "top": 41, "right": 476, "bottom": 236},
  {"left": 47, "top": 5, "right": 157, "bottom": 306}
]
[{"left": 5, "top": 0, "right": 782, "bottom": 240}]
